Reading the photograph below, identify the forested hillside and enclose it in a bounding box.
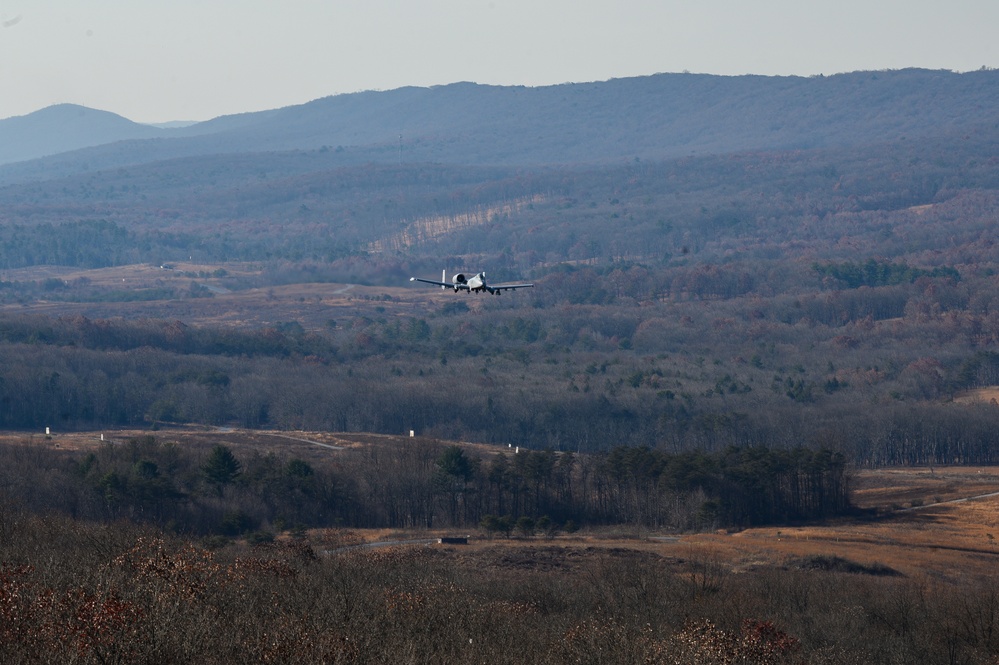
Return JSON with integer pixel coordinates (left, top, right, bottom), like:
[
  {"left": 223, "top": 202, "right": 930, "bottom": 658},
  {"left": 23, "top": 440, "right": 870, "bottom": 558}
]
[
  {"left": 2, "top": 120, "right": 998, "bottom": 271},
  {"left": 2, "top": 68, "right": 998, "bottom": 176},
  {"left": 0, "top": 104, "right": 165, "bottom": 166}
]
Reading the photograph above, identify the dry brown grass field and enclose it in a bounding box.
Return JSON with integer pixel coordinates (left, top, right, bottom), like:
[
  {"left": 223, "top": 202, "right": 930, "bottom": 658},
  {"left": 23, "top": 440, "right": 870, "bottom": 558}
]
[
  {"left": 954, "top": 387, "right": 999, "bottom": 405},
  {"left": 8, "top": 426, "right": 999, "bottom": 584},
  {"left": 0, "top": 261, "right": 473, "bottom": 330},
  {"left": 440, "top": 468, "right": 999, "bottom": 583}
]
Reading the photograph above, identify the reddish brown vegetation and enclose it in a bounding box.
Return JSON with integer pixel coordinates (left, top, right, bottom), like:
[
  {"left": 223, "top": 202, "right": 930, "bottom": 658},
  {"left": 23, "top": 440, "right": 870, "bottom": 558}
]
[{"left": 3, "top": 463, "right": 999, "bottom": 663}]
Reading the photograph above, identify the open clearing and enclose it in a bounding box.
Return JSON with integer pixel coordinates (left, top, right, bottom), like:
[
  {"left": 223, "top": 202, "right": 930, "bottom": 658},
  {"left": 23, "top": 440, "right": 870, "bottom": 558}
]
[
  {"left": 7, "top": 427, "right": 999, "bottom": 584},
  {"left": 0, "top": 261, "right": 499, "bottom": 330},
  {"left": 954, "top": 386, "right": 999, "bottom": 405}
]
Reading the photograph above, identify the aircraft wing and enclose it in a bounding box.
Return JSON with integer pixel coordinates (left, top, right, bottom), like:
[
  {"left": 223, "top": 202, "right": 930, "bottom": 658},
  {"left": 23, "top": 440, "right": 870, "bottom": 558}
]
[
  {"left": 489, "top": 282, "right": 534, "bottom": 292},
  {"left": 409, "top": 277, "right": 469, "bottom": 290}
]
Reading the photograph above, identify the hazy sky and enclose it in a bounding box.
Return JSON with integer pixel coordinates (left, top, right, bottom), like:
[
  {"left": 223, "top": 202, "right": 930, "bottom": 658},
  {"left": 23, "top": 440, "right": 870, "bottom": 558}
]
[{"left": 1, "top": 0, "right": 997, "bottom": 124}]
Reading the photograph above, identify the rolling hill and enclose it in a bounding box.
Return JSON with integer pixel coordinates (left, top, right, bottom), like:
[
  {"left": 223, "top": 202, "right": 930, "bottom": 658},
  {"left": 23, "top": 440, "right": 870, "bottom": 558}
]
[
  {"left": 2, "top": 68, "right": 998, "bottom": 181},
  {"left": 0, "top": 104, "right": 167, "bottom": 166}
]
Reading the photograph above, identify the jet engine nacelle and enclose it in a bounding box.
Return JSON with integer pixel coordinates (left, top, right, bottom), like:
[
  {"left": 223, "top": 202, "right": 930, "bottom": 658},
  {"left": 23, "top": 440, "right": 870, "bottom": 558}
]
[{"left": 452, "top": 273, "right": 468, "bottom": 286}]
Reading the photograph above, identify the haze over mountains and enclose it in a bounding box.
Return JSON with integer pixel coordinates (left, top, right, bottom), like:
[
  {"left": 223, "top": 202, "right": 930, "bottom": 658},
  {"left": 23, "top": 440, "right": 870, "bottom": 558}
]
[
  {"left": 2, "top": 68, "right": 997, "bottom": 181},
  {"left": 0, "top": 66, "right": 998, "bottom": 281}
]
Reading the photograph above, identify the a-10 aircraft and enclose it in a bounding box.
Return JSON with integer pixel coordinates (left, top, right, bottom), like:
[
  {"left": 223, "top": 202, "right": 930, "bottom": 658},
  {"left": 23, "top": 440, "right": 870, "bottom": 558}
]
[{"left": 409, "top": 270, "right": 534, "bottom": 295}]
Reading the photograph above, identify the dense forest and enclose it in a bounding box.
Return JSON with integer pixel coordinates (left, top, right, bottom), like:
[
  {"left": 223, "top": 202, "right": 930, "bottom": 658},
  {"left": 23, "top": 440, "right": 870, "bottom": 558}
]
[
  {"left": 0, "top": 434, "right": 850, "bottom": 536},
  {"left": 2, "top": 262, "right": 999, "bottom": 467},
  {"left": 2, "top": 126, "right": 999, "bottom": 270}
]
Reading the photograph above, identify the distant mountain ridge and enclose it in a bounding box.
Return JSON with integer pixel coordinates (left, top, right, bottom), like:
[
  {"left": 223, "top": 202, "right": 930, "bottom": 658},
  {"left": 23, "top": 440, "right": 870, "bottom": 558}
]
[
  {"left": 0, "top": 104, "right": 166, "bottom": 165},
  {"left": 2, "top": 69, "right": 998, "bottom": 178}
]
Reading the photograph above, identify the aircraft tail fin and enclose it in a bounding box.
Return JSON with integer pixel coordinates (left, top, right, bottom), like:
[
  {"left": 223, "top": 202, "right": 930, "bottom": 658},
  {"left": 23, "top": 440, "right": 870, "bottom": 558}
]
[{"left": 442, "top": 269, "right": 447, "bottom": 290}]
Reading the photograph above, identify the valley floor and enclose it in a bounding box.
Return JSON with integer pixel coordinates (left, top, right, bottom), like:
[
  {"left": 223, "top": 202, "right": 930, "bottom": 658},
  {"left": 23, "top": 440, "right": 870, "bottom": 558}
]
[{"left": 9, "top": 427, "right": 999, "bottom": 582}]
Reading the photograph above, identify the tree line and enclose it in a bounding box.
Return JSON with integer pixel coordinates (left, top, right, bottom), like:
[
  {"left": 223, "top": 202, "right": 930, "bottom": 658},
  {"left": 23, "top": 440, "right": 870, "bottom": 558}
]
[
  {"left": 3, "top": 301, "right": 999, "bottom": 467},
  {"left": 0, "top": 434, "right": 850, "bottom": 537}
]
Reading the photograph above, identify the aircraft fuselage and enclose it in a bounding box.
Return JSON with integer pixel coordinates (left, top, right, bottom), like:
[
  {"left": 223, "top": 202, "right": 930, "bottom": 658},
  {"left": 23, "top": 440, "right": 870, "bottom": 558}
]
[{"left": 409, "top": 270, "right": 534, "bottom": 295}]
